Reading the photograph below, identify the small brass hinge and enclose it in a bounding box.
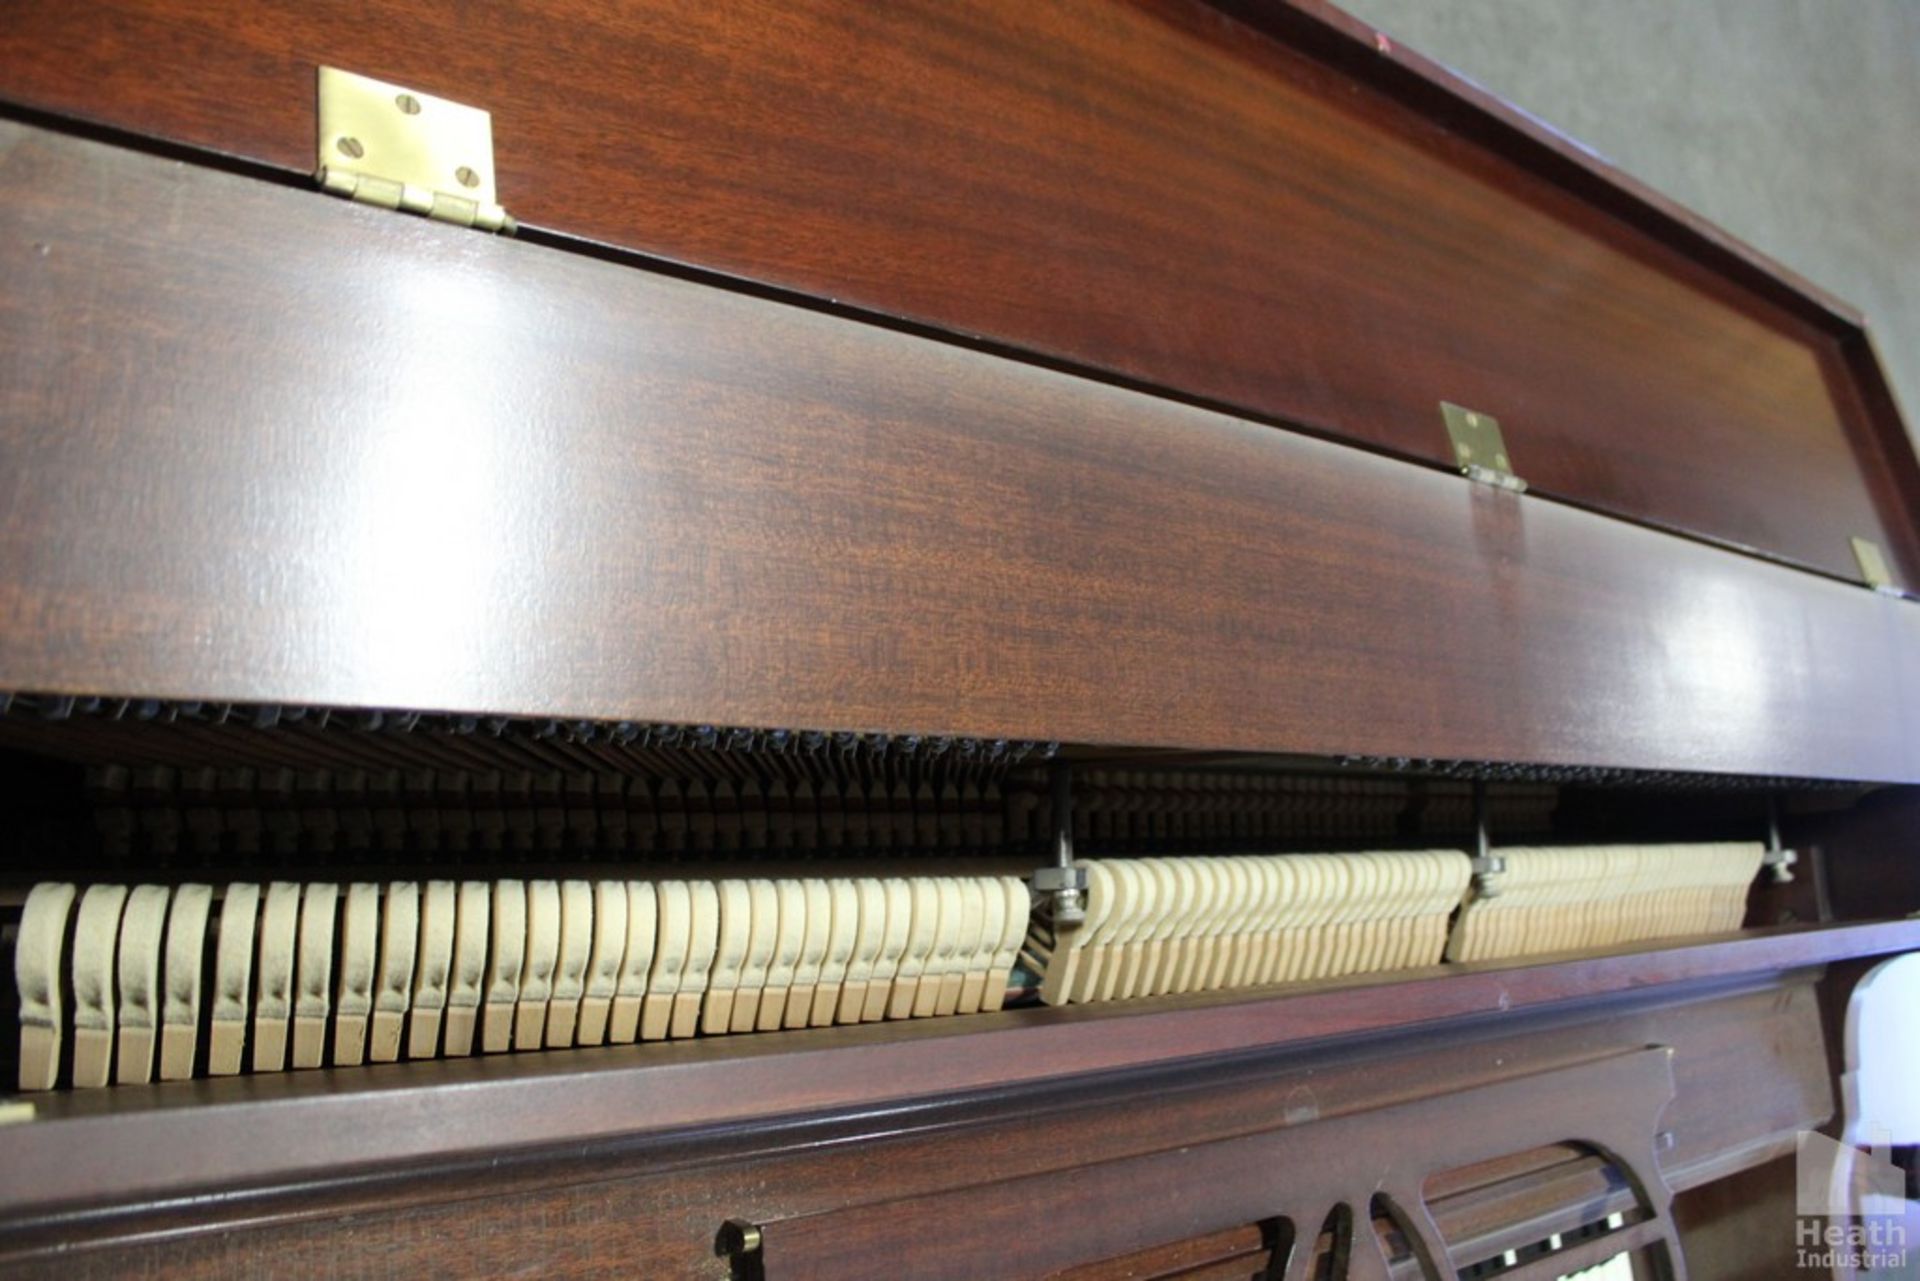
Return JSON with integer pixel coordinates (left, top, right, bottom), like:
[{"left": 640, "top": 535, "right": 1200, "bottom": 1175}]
[
  {"left": 1440, "top": 402, "right": 1526, "bottom": 493},
  {"left": 718, "top": 1219, "right": 764, "bottom": 1256},
  {"left": 315, "top": 66, "right": 514, "bottom": 234},
  {"left": 1850, "top": 536, "right": 1900, "bottom": 595}
]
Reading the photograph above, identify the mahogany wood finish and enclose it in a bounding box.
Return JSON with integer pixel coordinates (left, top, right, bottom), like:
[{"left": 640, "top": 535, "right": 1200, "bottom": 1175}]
[
  {"left": 0, "top": 0, "right": 1915, "bottom": 588},
  {"left": 1046, "top": 1224, "right": 1283, "bottom": 1281},
  {"left": 1, "top": 919, "right": 1899, "bottom": 1227},
  {"left": 748, "top": 1049, "right": 1683, "bottom": 1280},
  {"left": 1669, "top": 1157, "right": 1803, "bottom": 1281},
  {"left": 1217, "top": 0, "right": 1860, "bottom": 328},
  {"left": 1427, "top": 1147, "right": 1641, "bottom": 1266},
  {"left": 2, "top": 6, "right": 1917, "bottom": 1277},
  {"left": 4, "top": 122, "right": 1920, "bottom": 781},
  {"left": 0, "top": 970, "right": 1825, "bottom": 1278},
  {"left": 1802, "top": 789, "right": 1920, "bottom": 922}
]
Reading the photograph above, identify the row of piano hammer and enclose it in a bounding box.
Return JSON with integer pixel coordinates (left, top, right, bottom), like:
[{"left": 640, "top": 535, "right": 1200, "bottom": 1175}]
[
  {"left": 14, "top": 842, "right": 1764, "bottom": 1090},
  {"left": 15, "top": 875, "right": 1030, "bottom": 1090}
]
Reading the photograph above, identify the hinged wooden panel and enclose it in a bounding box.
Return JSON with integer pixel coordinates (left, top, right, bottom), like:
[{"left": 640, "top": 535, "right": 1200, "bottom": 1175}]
[
  {"left": 2, "top": 122, "right": 1918, "bottom": 781},
  {"left": 2, "top": 0, "right": 1915, "bottom": 586}
]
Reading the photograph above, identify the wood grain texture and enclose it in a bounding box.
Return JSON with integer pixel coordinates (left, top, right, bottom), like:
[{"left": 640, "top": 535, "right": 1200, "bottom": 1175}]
[
  {"left": 0, "top": 0, "right": 1915, "bottom": 587},
  {"left": 1800, "top": 788, "right": 1920, "bottom": 923},
  {"left": 1215, "top": 0, "right": 1866, "bottom": 328},
  {"left": 3, "top": 122, "right": 1920, "bottom": 781},
  {"left": 1669, "top": 1156, "right": 1802, "bottom": 1281},
  {"left": 751, "top": 1048, "right": 1681, "bottom": 1281},
  {"left": 0, "top": 982, "right": 1816, "bottom": 1278},
  {"left": 0, "top": 918, "right": 1892, "bottom": 1223},
  {"left": 1045, "top": 1224, "right": 1278, "bottom": 1281}
]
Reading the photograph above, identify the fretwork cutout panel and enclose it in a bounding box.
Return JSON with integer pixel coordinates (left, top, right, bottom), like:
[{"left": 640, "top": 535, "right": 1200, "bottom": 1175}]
[{"left": 725, "top": 1048, "right": 1688, "bottom": 1281}]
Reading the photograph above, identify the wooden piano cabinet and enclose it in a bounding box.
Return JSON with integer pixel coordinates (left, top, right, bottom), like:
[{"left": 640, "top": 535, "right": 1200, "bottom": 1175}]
[
  {"left": 2, "top": 0, "right": 1916, "bottom": 588},
  {"left": 744, "top": 1047, "right": 1688, "bottom": 1280},
  {"left": 3, "top": 3, "right": 1918, "bottom": 1276},
  {"left": 1669, "top": 1156, "right": 1803, "bottom": 1281},
  {"left": 3, "top": 119, "right": 1918, "bottom": 784}
]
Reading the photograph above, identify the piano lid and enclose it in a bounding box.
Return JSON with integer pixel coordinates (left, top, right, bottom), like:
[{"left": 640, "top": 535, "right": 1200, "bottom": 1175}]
[
  {"left": 4, "top": 120, "right": 1918, "bottom": 782},
  {"left": 1, "top": 0, "right": 1915, "bottom": 587}
]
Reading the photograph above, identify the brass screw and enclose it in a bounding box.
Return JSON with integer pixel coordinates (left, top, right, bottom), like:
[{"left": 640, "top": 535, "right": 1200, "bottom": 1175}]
[
  {"left": 455, "top": 166, "right": 481, "bottom": 189},
  {"left": 395, "top": 93, "right": 422, "bottom": 115},
  {"left": 335, "top": 136, "right": 365, "bottom": 159}
]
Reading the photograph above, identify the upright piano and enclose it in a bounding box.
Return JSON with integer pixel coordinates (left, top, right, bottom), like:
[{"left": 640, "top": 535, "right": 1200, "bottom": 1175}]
[{"left": 1, "top": 2, "right": 1917, "bottom": 1277}]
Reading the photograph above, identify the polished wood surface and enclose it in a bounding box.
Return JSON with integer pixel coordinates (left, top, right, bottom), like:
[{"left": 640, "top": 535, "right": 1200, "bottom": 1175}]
[
  {"left": 0, "top": 974, "right": 1828, "bottom": 1277},
  {"left": 751, "top": 1048, "right": 1682, "bottom": 1280},
  {"left": 0, "top": 917, "right": 1900, "bottom": 1220},
  {"left": 0, "top": 0, "right": 1915, "bottom": 587},
  {"left": 1219, "top": 0, "right": 1863, "bottom": 327},
  {"left": 1670, "top": 1156, "right": 1803, "bottom": 1281},
  {"left": 3, "top": 123, "right": 1919, "bottom": 781},
  {"left": 1047, "top": 1224, "right": 1281, "bottom": 1281}
]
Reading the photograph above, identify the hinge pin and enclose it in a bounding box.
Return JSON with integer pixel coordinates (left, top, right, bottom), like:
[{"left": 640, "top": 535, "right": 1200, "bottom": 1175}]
[
  {"left": 1850, "top": 536, "right": 1900, "bottom": 595},
  {"left": 720, "top": 1220, "right": 764, "bottom": 1256},
  {"left": 1441, "top": 402, "right": 1527, "bottom": 493}
]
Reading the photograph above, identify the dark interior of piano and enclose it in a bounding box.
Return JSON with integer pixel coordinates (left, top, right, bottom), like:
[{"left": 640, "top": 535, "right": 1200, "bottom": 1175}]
[{"left": 2, "top": 1, "right": 1918, "bottom": 1278}]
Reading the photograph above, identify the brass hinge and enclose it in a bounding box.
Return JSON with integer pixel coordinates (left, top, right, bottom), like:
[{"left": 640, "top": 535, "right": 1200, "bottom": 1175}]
[
  {"left": 1440, "top": 402, "right": 1527, "bottom": 493},
  {"left": 315, "top": 66, "right": 514, "bottom": 234},
  {"left": 719, "top": 1220, "right": 764, "bottom": 1257},
  {"left": 1850, "top": 536, "right": 1901, "bottom": 595}
]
